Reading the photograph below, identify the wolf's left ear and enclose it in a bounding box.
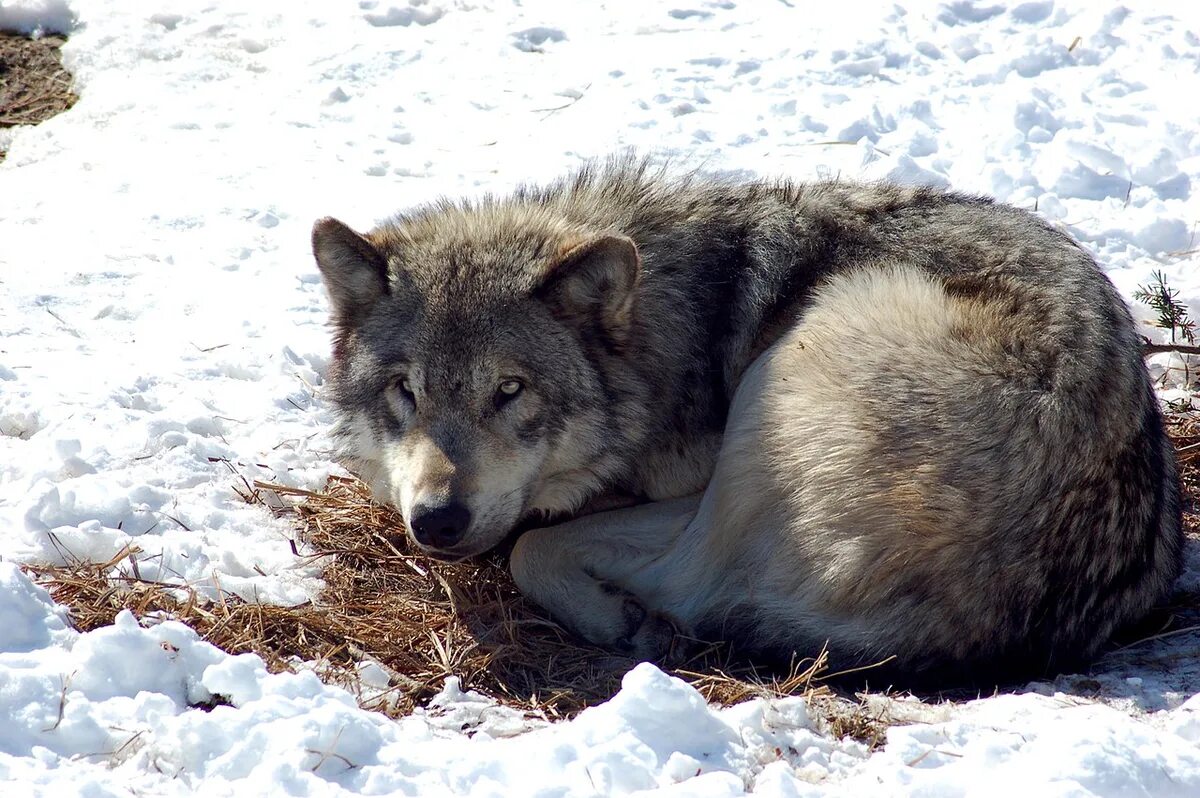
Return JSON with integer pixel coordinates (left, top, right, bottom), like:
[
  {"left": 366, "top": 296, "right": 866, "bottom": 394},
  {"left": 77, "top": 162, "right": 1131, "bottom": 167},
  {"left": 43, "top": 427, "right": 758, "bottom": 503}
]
[
  {"left": 312, "top": 217, "right": 390, "bottom": 324},
  {"left": 537, "top": 235, "right": 641, "bottom": 332}
]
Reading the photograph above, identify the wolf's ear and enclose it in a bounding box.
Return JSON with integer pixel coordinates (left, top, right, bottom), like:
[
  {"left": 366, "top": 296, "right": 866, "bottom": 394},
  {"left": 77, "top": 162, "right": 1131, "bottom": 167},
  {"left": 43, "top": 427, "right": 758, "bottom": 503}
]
[
  {"left": 537, "top": 235, "right": 641, "bottom": 332},
  {"left": 312, "top": 217, "right": 389, "bottom": 323}
]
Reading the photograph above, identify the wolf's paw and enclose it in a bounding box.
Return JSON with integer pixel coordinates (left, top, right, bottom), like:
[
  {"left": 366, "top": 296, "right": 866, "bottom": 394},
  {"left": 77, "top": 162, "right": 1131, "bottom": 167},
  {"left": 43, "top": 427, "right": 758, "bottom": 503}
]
[
  {"left": 630, "top": 610, "right": 678, "bottom": 663},
  {"left": 604, "top": 582, "right": 676, "bottom": 662}
]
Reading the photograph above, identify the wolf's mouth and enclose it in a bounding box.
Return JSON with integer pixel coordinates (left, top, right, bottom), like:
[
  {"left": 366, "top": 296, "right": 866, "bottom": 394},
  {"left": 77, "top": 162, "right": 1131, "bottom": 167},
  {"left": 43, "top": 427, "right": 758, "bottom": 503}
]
[{"left": 420, "top": 547, "right": 473, "bottom": 563}]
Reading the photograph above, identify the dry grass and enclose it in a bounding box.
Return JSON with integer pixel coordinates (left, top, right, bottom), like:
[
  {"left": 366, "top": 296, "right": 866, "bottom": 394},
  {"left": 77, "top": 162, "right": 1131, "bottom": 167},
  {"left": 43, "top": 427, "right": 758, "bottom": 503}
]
[
  {"left": 0, "top": 31, "right": 77, "bottom": 160},
  {"left": 25, "top": 472, "right": 887, "bottom": 745},
  {"left": 1151, "top": 413, "right": 1200, "bottom": 614},
  {"left": 1166, "top": 414, "right": 1200, "bottom": 506}
]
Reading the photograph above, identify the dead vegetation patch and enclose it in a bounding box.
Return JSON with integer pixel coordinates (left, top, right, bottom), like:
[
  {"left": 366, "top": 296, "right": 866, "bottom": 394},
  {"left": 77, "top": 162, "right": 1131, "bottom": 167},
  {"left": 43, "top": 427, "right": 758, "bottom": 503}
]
[
  {"left": 1167, "top": 414, "right": 1200, "bottom": 505},
  {"left": 0, "top": 31, "right": 77, "bottom": 161},
  {"left": 1150, "top": 414, "right": 1200, "bottom": 621},
  {"left": 26, "top": 473, "right": 888, "bottom": 746}
]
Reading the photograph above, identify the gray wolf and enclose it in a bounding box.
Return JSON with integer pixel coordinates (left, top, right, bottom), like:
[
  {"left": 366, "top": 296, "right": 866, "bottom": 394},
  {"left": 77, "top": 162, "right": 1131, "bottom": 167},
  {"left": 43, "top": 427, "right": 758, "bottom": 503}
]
[{"left": 312, "top": 157, "right": 1182, "bottom": 683}]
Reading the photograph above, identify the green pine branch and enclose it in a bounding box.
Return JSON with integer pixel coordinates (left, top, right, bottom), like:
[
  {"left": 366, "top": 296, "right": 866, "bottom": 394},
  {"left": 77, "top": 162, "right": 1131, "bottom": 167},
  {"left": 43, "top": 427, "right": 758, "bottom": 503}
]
[{"left": 1134, "top": 270, "right": 1196, "bottom": 345}]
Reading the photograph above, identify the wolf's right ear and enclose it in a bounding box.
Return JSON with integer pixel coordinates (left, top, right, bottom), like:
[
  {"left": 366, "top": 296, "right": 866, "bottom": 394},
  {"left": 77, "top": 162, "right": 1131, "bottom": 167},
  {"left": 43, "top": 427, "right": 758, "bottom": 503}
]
[
  {"left": 312, "top": 217, "right": 389, "bottom": 323},
  {"left": 536, "top": 234, "right": 641, "bottom": 334}
]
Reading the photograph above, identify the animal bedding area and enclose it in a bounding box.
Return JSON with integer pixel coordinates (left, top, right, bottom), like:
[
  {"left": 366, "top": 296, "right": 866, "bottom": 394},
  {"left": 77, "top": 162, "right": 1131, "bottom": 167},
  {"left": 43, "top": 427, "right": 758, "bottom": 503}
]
[
  {"left": 23, "top": 413, "right": 1200, "bottom": 745},
  {"left": 0, "top": 31, "right": 75, "bottom": 159},
  {"left": 25, "top": 472, "right": 885, "bottom": 744}
]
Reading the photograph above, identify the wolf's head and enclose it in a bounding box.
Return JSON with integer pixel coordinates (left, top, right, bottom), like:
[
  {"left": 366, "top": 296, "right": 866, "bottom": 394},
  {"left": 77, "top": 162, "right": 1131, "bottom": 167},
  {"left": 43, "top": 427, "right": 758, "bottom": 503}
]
[{"left": 312, "top": 207, "right": 646, "bottom": 557}]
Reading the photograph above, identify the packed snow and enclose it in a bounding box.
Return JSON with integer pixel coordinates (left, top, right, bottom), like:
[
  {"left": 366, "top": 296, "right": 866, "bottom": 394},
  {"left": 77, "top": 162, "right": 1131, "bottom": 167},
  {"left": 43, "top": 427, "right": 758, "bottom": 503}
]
[{"left": 2, "top": 0, "right": 1200, "bottom": 794}]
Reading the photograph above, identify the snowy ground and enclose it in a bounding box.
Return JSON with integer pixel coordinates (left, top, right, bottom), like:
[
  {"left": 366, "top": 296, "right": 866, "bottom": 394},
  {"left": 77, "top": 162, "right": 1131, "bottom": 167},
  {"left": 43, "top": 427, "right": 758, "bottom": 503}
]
[{"left": 3, "top": 0, "right": 1200, "bottom": 794}]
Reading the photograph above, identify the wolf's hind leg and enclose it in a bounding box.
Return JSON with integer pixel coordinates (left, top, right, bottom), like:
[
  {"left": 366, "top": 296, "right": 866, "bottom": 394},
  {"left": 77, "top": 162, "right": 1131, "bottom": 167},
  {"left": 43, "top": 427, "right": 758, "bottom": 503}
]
[{"left": 510, "top": 496, "right": 700, "bottom": 660}]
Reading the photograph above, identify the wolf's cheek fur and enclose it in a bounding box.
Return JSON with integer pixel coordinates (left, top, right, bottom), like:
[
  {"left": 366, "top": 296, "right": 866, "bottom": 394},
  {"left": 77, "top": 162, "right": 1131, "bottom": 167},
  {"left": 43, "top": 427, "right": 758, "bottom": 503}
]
[
  {"left": 328, "top": 405, "right": 395, "bottom": 508},
  {"left": 524, "top": 403, "right": 622, "bottom": 516}
]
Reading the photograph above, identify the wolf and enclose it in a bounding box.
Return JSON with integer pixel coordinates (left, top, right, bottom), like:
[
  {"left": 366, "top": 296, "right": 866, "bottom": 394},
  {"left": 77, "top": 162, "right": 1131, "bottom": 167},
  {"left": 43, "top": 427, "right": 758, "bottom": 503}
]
[{"left": 312, "top": 157, "right": 1182, "bottom": 684}]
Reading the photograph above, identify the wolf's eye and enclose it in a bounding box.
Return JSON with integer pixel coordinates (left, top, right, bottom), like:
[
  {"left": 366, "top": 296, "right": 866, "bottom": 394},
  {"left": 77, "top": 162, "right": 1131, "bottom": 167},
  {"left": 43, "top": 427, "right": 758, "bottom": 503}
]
[{"left": 495, "top": 379, "right": 523, "bottom": 406}]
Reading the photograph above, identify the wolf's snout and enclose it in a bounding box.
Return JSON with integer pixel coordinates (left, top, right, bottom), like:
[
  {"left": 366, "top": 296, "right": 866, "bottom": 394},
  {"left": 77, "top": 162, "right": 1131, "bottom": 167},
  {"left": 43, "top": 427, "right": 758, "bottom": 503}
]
[{"left": 410, "top": 501, "right": 472, "bottom": 549}]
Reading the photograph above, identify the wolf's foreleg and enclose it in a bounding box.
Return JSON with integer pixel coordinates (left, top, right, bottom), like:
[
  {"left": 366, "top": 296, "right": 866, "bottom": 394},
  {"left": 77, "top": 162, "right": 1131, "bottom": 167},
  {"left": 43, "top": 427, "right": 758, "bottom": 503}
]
[{"left": 510, "top": 495, "right": 701, "bottom": 660}]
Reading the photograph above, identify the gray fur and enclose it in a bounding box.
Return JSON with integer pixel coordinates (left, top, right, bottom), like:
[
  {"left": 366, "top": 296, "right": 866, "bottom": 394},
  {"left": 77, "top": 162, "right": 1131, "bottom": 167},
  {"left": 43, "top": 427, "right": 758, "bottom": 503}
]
[{"left": 314, "top": 156, "right": 1182, "bottom": 683}]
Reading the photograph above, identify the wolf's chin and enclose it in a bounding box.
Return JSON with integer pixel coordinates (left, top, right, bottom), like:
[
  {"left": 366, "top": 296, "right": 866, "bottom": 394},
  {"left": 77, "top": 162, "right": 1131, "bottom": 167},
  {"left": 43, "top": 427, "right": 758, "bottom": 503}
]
[{"left": 417, "top": 545, "right": 475, "bottom": 563}]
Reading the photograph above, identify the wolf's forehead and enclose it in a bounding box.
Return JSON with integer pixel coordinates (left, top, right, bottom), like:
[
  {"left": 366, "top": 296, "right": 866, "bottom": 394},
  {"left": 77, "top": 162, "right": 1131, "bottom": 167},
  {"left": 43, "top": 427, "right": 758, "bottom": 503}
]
[
  {"left": 389, "top": 216, "right": 577, "bottom": 294},
  {"left": 412, "top": 266, "right": 531, "bottom": 307},
  {"left": 417, "top": 313, "right": 528, "bottom": 366},
  {"left": 420, "top": 237, "right": 543, "bottom": 277},
  {"left": 393, "top": 258, "right": 526, "bottom": 315}
]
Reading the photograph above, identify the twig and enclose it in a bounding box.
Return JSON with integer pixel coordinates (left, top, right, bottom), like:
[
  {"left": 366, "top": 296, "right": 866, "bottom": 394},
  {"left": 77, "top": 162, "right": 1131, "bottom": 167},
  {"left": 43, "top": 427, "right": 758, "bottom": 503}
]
[
  {"left": 1144, "top": 343, "right": 1200, "bottom": 357},
  {"left": 532, "top": 84, "right": 589, "bottom": 119},
  {"left": 191, "top": 342, "right": 230, "bottom": 353},
  {"left": 307, "top": 726, "right": 356, "bottom": 772},
  {"left": 906, "top": 747, "right": 963, "bottom": 767},
  {"left": 43, "top": 307, "right": 81, "bottom": 338},
  {"left": 253, "top": 480, "right": 324, "bottom": 500},
  {"left": 820, "top": 654, "right": 898, "bottom": 681},
  {"left": 42, "top": 672, "right": 74, "bottom": 732}
]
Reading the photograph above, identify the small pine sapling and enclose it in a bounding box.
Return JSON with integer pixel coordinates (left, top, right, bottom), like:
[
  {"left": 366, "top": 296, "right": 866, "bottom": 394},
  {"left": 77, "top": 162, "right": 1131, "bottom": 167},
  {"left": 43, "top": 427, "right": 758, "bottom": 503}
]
[
  {"left": 1135, "top": 270, "right": 1198, "bottom": 395},
  {"left": 1134, "top": 270, "right": 1196, "bottom": 344}
]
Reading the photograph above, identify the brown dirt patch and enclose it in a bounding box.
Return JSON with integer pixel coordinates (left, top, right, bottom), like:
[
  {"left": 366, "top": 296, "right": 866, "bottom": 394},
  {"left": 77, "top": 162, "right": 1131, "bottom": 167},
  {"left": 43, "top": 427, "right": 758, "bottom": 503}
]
[{"left": 0, "top": 31, "right": 77, "bottom": 161}]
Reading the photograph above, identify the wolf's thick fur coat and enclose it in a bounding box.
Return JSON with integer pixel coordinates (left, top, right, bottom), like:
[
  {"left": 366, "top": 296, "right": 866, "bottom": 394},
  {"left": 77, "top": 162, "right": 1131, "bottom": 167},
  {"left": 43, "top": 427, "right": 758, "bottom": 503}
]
[{"left": 313, "top": 158, "right": 1182, "bottom": 683}]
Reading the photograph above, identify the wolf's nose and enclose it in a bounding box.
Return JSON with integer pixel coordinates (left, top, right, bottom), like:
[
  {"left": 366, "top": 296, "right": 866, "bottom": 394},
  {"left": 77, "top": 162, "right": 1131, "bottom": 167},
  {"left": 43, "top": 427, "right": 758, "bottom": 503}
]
[{"left": 410, "top": 502, "right": 472, "bottom": 549}]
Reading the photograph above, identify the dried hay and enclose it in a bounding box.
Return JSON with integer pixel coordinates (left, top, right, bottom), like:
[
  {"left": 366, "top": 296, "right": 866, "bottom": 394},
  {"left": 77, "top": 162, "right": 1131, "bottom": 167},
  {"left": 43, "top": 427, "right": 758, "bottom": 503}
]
[
  {"left": 0, "top": 31, "right": 77, "bottom": 160},
  {"left": 1166, "top": 413, "right": 1200, "bottom": 504},
  {"left": 26, "top": 471, "right": 887, "bottom": 745}
]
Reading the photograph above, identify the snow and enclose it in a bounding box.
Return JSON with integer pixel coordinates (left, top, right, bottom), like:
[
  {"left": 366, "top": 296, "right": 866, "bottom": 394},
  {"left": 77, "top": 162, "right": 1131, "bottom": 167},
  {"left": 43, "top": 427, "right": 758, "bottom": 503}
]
[
  {"left": 0, "top": 0, "right": 74, "bottom": 36},
  {"left": 2, "top": 0, "right": 1200, "bottom": 794}
]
